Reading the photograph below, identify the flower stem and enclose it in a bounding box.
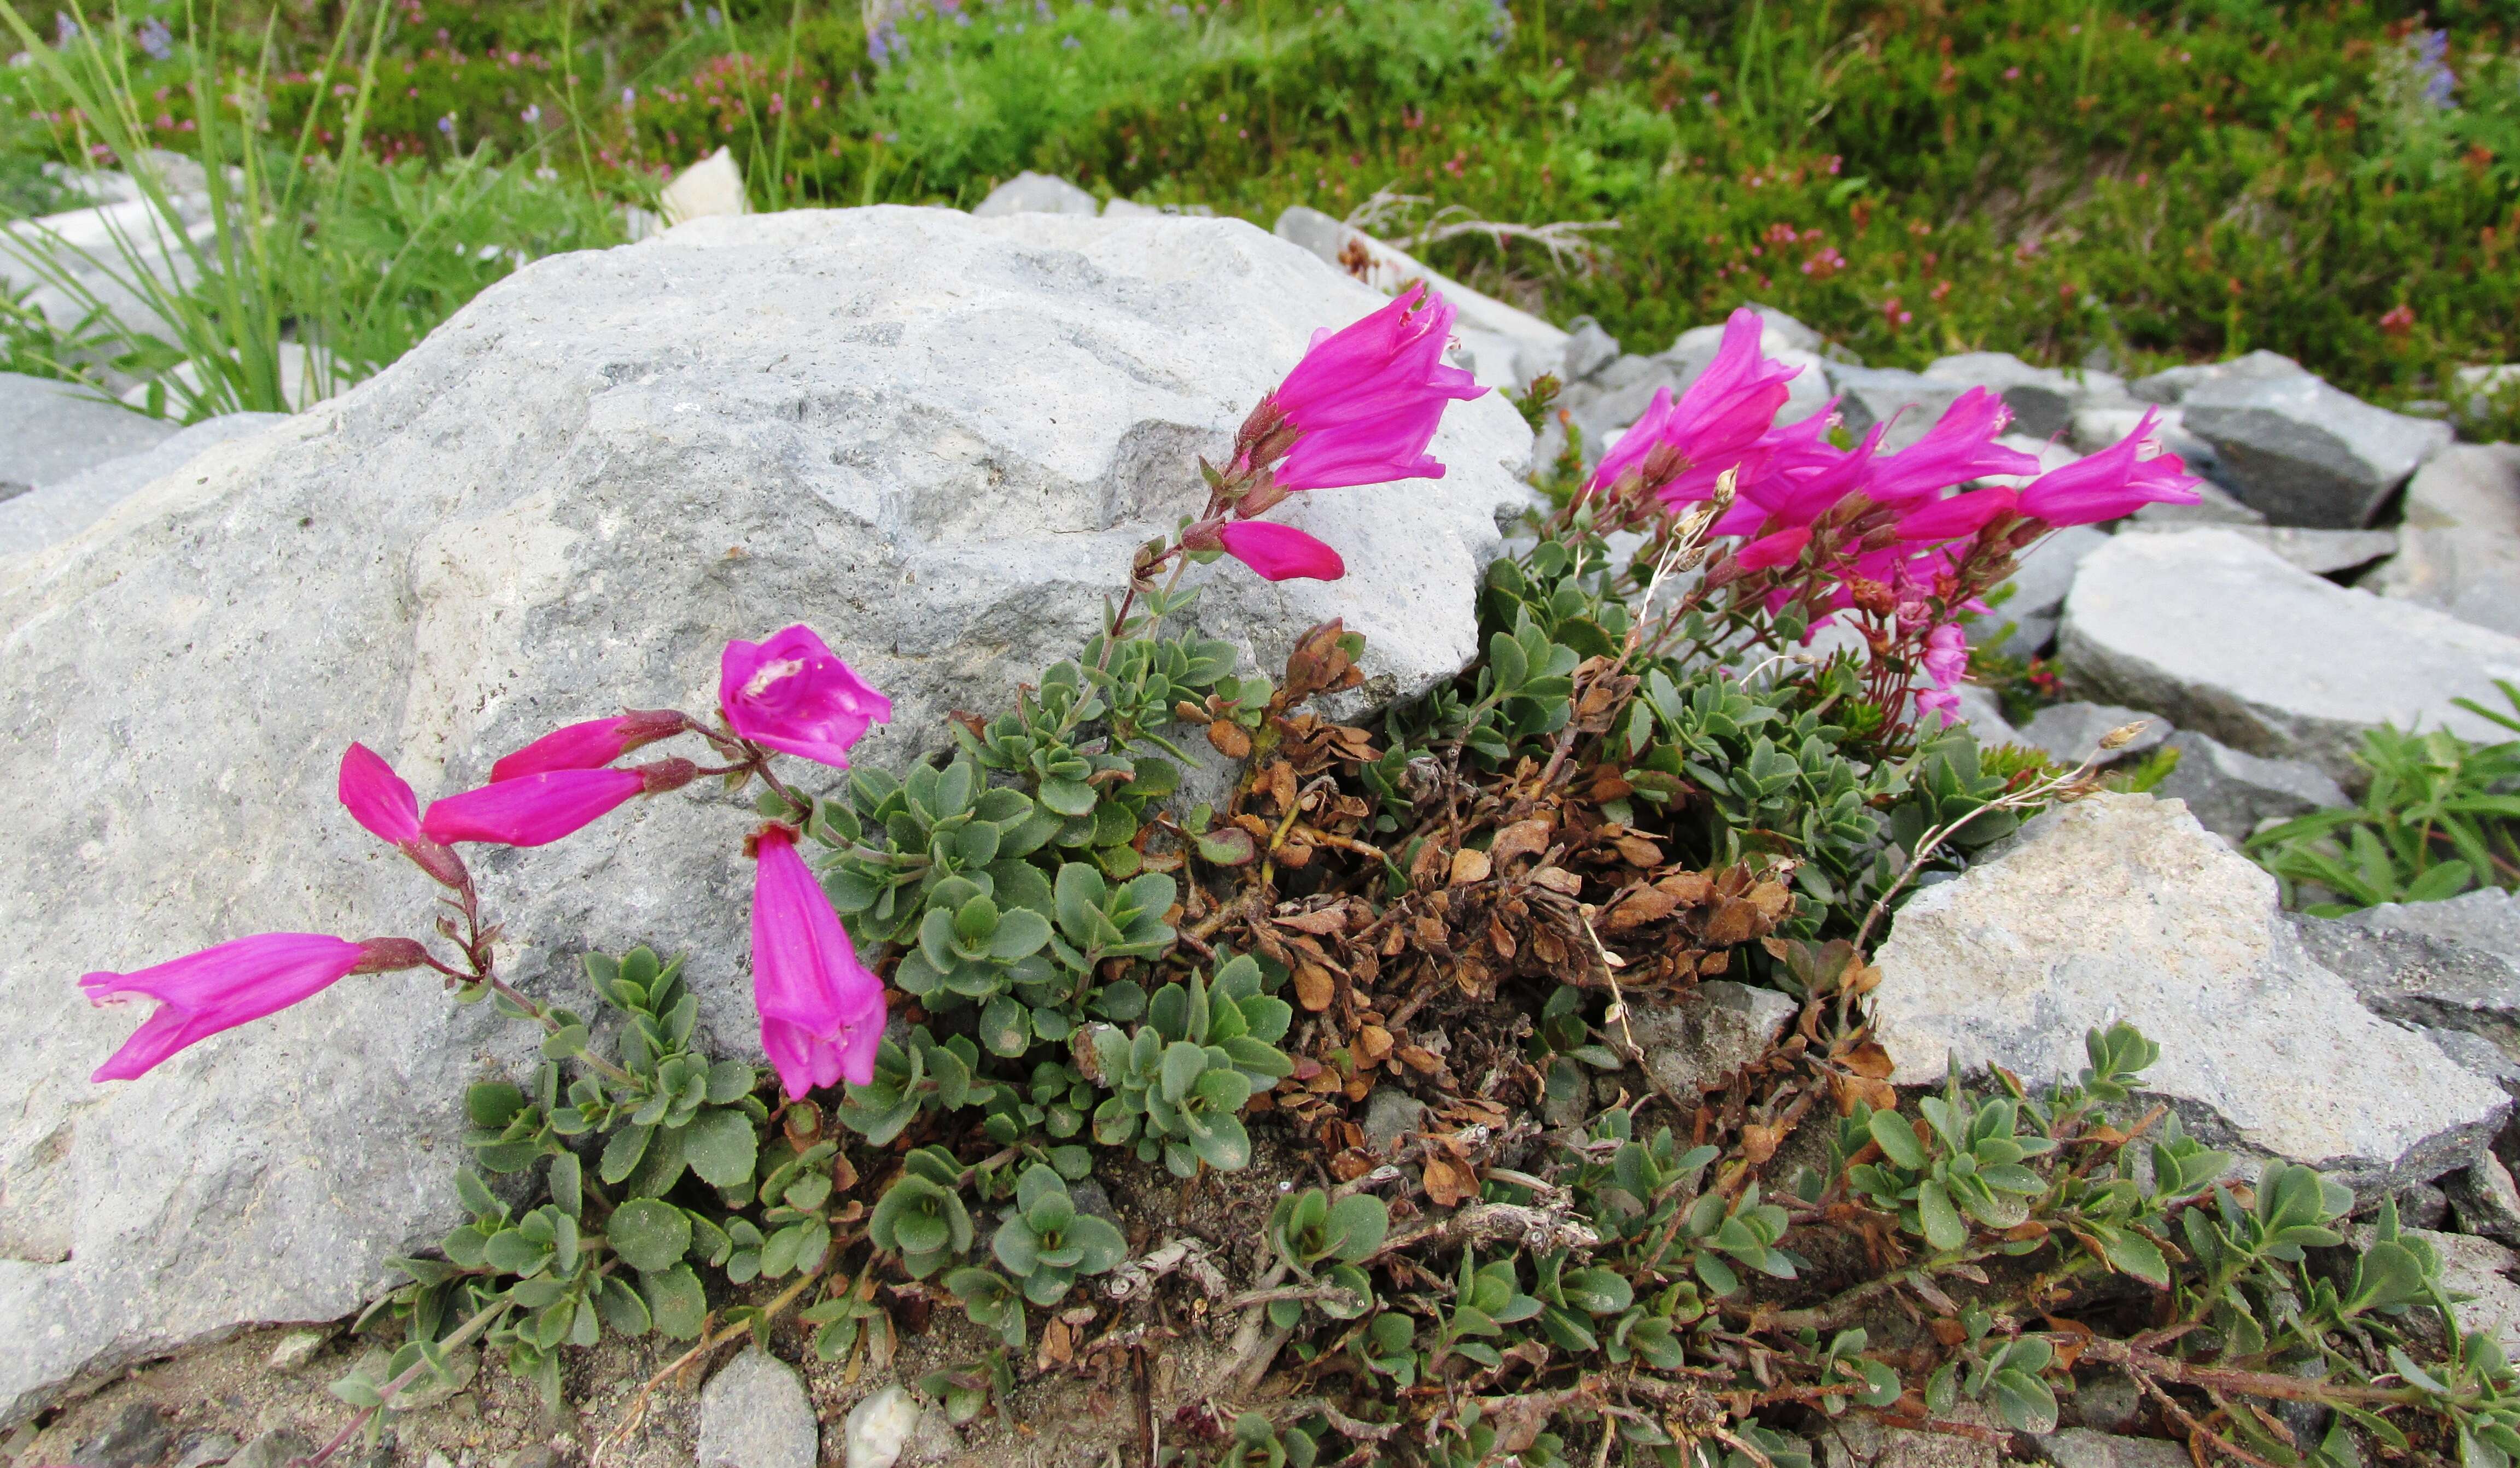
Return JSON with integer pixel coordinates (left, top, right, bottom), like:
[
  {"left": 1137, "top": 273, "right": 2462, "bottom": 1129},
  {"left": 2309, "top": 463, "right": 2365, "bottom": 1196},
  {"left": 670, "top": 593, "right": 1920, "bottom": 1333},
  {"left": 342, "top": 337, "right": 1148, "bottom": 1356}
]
[{"left": 289, "top": 1296, "right": 514, "bottom": 1468}]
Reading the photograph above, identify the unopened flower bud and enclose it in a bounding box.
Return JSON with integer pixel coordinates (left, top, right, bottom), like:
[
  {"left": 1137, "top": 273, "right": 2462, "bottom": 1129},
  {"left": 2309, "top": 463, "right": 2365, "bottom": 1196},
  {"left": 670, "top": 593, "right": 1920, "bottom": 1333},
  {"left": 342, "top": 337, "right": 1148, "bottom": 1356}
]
[
  {"left": 1846, "top": 575, "right": 1896, "bottom": 617},
  {"left": 352, "top": 938, "right": 434, "bottom": 974},
  {"left": 1235, "top": 476, "right": 1291, "bottom": 519},
  {"left": 1180, "top": 519, "right": 1225, "bottom": 554},
  {"left": 639, "top": 757, "right": 701, "bottom": 794}
]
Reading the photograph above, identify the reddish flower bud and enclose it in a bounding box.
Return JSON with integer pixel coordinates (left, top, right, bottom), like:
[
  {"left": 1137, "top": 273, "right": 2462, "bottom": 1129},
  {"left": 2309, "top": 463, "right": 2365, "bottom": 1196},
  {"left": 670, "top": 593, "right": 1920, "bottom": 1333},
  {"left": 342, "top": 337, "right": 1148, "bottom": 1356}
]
[
  {"left": 491, "top": 709, "right": 689, "bottom": 782},
  {"left": 638, "top": 757, "right": 701, "bottom": 794},
  {"left": 351, "top": 938, "right": 434, "bottom": 974}
]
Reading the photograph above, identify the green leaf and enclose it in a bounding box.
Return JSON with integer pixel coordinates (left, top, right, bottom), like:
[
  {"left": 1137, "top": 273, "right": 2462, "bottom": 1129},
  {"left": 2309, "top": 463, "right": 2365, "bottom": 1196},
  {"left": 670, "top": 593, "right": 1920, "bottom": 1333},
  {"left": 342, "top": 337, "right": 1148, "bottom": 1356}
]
[
  {"left": 642, "top": 1264, "right": 707, "bottom": 1340},
  {"left": 600, "top": 1123, "right": 654, "bottom": 1186},
  {"left": 467, "top": 1081, "right": 527, "bottom": 1128},
  {"left": 1917, "top": 1180, "right": 1966, "bottom": 1252},
  {"left": 1188, "top": 1112, "right": 1251, "bottom": 1171},
  {"left": 2102, "top": 1231, "right": 2170, "bottom": 1287},
  {"left": 608, "top": 1199, "right": 693, "bottom": 1272},
  {"left": 1869, "top": 1111, "right": 1928, "bottom": 1170},
  {"left": 682, "top": 1107, "right": 760, "bottom": 1190}
]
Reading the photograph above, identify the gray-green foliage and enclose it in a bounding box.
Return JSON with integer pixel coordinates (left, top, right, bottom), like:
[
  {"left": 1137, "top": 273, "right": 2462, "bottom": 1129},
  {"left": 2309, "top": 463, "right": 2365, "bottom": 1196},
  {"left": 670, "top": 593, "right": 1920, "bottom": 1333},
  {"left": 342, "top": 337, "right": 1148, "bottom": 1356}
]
[
  {"left": 941, "top": 1165, "right": 1128, "bottom": 1347},
  {"left": 1087, "top": 956, "right": 1290, "bottom": 1177}
]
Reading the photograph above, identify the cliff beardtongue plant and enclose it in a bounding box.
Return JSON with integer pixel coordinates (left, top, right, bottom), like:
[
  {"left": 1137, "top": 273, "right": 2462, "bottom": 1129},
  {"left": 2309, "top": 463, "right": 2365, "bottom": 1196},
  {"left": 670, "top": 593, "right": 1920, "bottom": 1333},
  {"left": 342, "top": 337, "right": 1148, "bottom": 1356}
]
[
  {"left": 748, "top": 821, "right": 886, "bottom": 1099},
  {"left": 81, "top": 934, "right": 428, "bottom": 1081}
]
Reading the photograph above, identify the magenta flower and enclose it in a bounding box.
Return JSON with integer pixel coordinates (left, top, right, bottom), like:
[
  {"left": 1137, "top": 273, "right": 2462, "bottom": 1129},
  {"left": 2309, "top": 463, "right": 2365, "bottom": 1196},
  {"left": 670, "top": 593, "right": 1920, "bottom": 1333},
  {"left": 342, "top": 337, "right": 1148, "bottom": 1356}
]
[
  {"left": 83, "top": 934, "right": 426, "bottom": 1082},
  {"left": 2016, "top": 412, "right": 2203, "bottom": 527},
  {"left": 1865, "top": 389, "right": 2042, "bottom": 507},
  {"left": 750, "top": 823, "right": 887, "bottom": 1098},
  {"left": 1896, "top": 487, "right": 2017, "bottom": 544},
  {"left": 339, "top": 742, "right": 422, "bottom": 846},
  {"left": 491, "top": 710, "right": 689, "bottom": 782},
  {"left": 1734, "top": 524, "right": 1812, "bottom": 571},
  {"left": 1216, "top": 520, "right": 1346, "bottom": 582},
  {"left": 1914, "top": 623, "right": 1971, "bottom": 728},
  {"left": 720, "top": 625, "right": 894, "bottom": 770},
  {"left": 1593, "top": 308, "right": 1801, "bottom": 503},
  {"left": 1257, "top": 284, "right": 1486, "bottom": 492},
  {"left": 421, "top": 762, "right": 696, "bottom": 847}
]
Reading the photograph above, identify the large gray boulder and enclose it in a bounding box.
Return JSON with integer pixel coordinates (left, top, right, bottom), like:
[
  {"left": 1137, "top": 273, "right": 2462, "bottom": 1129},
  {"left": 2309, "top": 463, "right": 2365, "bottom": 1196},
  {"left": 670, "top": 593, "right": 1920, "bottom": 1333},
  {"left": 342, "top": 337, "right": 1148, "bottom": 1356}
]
[
  {"left": 0, "top": 207, "right": 1532, "bottom": 1424},
  {"left": 2183, "top": 371, "right": 2453, "bottom": 527},
  {"left": 2061, "top": 530, "right": 2520, "bottom": 787},
  {"left": 0, "top": 372, "right": 177, "bottom": 498},
  {"left": 1872, "top": 793, "right": 2506, "bottom": 1193},
  {"left": 0, "top": 412, "right": 287, "bottom": 560},
  {"left": 1989, "top": 523, "right": 2109, "bottom": 657},
  {"left": 2371, "top": 445, "right": 2520, "bottom": 638}
]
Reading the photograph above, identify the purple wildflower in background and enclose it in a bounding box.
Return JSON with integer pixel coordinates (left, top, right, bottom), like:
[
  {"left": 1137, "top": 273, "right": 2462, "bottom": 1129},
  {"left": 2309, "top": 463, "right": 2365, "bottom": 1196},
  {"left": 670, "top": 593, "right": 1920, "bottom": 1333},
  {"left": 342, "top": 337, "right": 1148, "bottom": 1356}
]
[
  {"left": 2416, "top": 30, "right": 2455, "bottom": 109},
  {"left": 136, "top": 17, "right": 172, "bottom": 60},
  {"left": 436, "top": 113, "right": 455, "bottom": 136},
  {"left": 55, "top": 11, "right": 74, "bottom": 45}
]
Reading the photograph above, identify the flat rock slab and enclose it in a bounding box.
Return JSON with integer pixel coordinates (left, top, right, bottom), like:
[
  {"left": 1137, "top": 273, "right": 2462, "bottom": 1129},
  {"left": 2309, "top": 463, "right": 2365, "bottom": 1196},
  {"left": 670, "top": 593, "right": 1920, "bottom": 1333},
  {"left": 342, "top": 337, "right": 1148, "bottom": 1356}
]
[
  {"left": 1628, "top": 981, "right": 1799, "bottom": 1097},
  {"left": 2061, "top": 529, "right": 2520, "bottom": 788},
  {"left": 2294, "top": 890, "right": 2520, "bottom": 1044},
  {"left": 1873, "top": 793, "right": 2506, "bottom": 1194},
  {"left": 0, "top": 207, "right": 1532, "bottom": 1424},
  {"left": 2372, "top": 444, "right": 2520, "bottom": 639},
  {"left": 0, "top": 412, "right": 289, "bottom": 560},
  {"left": 2183, "top": 371, "right": 2451, "bottom": 528},
  {"left": 0, "top": 372, "right": 177, "bottom": 497},
  {"left": 2151, "top": 729, "right": 2347, "bottom": 844}
]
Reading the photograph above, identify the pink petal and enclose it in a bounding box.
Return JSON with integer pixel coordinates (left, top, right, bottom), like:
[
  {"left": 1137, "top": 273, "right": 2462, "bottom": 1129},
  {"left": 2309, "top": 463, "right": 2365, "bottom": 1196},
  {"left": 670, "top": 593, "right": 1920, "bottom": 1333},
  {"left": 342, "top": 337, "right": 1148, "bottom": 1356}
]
[
  {"left": 420, "top": 768, "right": 645, "bottom": 847},
  {"left": 338, "top": 743, "right": 421, "bottom": 847},
  {"left": 1217, "top": 520, "right": 1347, "bottom": 582},
  {"left": 492, "top": 717, "right": 634, "bottom": 782},
  {"left": 750, "top": 826, "right": 888, "bottom": 1099}
]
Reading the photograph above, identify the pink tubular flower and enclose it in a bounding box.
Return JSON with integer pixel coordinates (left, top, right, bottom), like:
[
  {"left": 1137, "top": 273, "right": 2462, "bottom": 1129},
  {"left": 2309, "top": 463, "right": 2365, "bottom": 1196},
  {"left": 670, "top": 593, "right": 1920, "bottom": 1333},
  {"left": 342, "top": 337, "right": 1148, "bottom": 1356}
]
[
  {"left": 1866, "top": 389, "right": 2043, "bottom": 507},
  {"left": 491, "top": 710, "right": 689, "bottom": 782},
  {"left": 2016, "top": 411, "right": 2203, "bottom": 527},
  {"left": 1216, "top": 520, "right": 1346, "bottom": 581},
  {"left": 339, "top": 743, "right": 422, "bottom": 846},
  {"left": 1897, "top": 487, "right": 2017, "bottom": 544},
  {"left": 719, "top": 625, "right": 894, "bottom": 770},
  {"left": 1592, "top": 308, "right": 1802, "bottom": 502},
  {"left": 83, "top": 934, "right": 427, "bottom": 1082},
  {"left": 1258, "top": 284, "right": 1486, "bottom": 492},
  {"left": 421, "top": 762, "right": 696, "bottom": 847},
  {"left": 750, "top": 824, "right": 887, "bottom": 1098},
  {"left": 1734, "top": 524, "right": 1813, "bottom": 571}
]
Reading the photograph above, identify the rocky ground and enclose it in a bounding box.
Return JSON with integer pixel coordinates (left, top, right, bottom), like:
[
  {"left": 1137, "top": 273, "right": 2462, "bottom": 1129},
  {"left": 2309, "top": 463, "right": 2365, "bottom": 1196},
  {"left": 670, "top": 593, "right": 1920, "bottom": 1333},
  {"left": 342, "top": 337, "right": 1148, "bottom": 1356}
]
[{"left": 6, "top": 171, "right": 2520, "bottom": 1468}]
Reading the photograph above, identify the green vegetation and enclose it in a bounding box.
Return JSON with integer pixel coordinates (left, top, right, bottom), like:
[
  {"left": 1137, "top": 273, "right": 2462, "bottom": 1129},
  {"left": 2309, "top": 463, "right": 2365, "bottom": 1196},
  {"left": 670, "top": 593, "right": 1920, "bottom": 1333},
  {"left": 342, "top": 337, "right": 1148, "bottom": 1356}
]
[{"left": 4, "top": 0, "right": 2515, "bottom": 419}]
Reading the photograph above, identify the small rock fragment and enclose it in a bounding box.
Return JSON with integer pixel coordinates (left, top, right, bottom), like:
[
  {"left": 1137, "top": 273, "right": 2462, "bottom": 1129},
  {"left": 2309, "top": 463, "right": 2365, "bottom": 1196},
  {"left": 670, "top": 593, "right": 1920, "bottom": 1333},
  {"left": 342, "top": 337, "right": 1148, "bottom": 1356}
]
[
  {"left": 1628, "top": 981, "right": 1799, "bottom": 1097},
  {"left": 2414, "top": 1229, "right": 2520, "bottom": 1357},
  {"left": 2183, "top": 370, "right": 2452, "bottom": 528},
  {"left": 2371, "top": 443, "right": 2520, "bottom": 638},
  {"left": 2128, "top": 350, "right": 2306, "bottom": 406},
  {"left": 171, "top": 1433, "right": 240, "bottom": 1468},
  {"left": 658, "top": 147, "right": 748, "bottom": 226},
  {"left": 2062, "top": 530, "right": 2520, "bottom": 787},
  {"left": 1559, "top": 318, "right": 1620, "bottom": 385},
  {"left": 970, "top": 171, "right": 1098, "bottom": 218},
  {"left": 2029, "top": 1429, "right": 2191, "bottom": 1468},
  {"left": 843, "top": 1384, "right": 924, "bottom": 1468},
  {"left": 226, "top": 1432, "right": 315, "bottom": 1468},
  {"left": 1362, "top": 1088, "right": 1427, "bottom": 1154},
  {"left": 266, "top": 1326, "right": 333, "bottom": 1372},
  {"left": 2449, "top": 1151, "right": 2520, "bottom": 1247},
  {"left": 697, "top": 1348, "right": 818, "bottom": 1468},
  {"left": 76, "top": 1403, "right": 175, "bottom": 1468}
]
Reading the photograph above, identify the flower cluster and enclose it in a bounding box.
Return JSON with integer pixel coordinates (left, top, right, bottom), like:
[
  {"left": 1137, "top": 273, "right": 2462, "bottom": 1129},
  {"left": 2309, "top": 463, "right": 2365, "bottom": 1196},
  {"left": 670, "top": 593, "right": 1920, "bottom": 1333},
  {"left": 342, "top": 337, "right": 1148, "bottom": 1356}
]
[
  {"left": 81, "top": 625, "right": 893, "bottom": 1097},
  {"left": 1583, "top": 307, "right": 2202, "bottom": 728}
]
